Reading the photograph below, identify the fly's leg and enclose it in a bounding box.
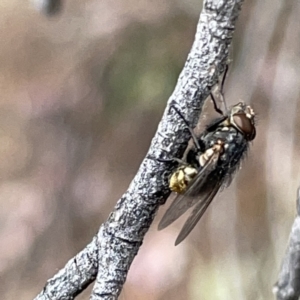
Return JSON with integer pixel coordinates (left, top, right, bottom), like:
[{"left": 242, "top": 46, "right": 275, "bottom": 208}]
[
  {"left": 220, "top": 64, "right": 229, "bottom": 96},
  {"left": 157, "top": 157, "right": 188, "bottom": 166},
  {"left": 219, "top": 64, "right": 229, "bottom": 112},
  {"left": 210, "top": 93, "right": 224, "bottom": 116},
  {"left": 169, "top": 104, "right": 202, "bottom": 151},
  {"left": 211, "top": 64, "right": 229, "bottom": 115},
  {"left": 149, "top": 104, "right": 206, "bottom": 164}
]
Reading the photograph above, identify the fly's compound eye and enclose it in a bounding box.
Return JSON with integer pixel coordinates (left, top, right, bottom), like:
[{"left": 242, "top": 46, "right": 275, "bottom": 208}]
[
  {"left": 232, "top": 112, "right": 256, "bottom": 141},
  {"left": 232, "top": 113, "right": 255, "bottom": 141}
]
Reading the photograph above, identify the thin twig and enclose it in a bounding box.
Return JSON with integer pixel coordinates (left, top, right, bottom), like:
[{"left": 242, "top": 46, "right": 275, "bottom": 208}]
[
  {"left": 32, "top": 0, "right": 63, "bottom": 16},
  {"left": 274, "top": 187, "right": 300, "bottom": 300},
  {"left": 34, "top": 0, "right": 245, "bottom": 299}
]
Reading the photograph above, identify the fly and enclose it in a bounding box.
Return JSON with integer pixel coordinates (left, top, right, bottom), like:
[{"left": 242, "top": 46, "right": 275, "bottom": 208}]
[{"left": 158, "top": 67, "right": 256, "bottom": 245}]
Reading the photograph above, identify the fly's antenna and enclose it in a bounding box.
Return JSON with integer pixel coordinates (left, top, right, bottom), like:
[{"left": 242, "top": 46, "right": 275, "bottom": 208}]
[
  {"left": 220, "top": 65, "right": 229, "bottom": 112},
  {"left": 169, "top": 104, "right": 201, "bottom": 151}
]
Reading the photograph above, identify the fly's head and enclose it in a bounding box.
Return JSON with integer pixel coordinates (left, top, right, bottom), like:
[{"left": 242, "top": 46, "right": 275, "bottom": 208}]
[
  {"left": 229, "top": 102, "right": 256, "bottom": 141},
  {"left": 169, "top": 165, "right": 198, "bottom": 194}
]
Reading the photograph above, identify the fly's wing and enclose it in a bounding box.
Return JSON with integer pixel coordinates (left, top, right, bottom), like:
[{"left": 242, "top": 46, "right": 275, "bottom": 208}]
[
  {"left": 174, "top": 137, "right": 249, "bottom": 244},
  {"left": 220, "top": 140, "right": 249, "bottom": 190},
  {"left": 175, "top": 181, "right": 222, "bottom": 245},
  {"left": 158, "top": 150, "right": 220, "bottom": 231}
]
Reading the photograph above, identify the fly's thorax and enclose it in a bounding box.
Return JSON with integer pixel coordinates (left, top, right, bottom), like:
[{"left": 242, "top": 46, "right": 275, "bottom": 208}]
[
  {"left": 169, "top": 165, "right": 198, "bottom": 194},
  {"left": 228, "top": 102, "right": 256, "bottom": 141},
  {"left": 198, "top": 139, "right": 224, "bottom": 167},
  {"left": 199, "top": 126, "right": 248, "bottom": 171}
]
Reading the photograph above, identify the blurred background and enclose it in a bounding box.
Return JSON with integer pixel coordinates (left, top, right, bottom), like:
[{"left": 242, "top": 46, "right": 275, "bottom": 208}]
[{"left": 0, "top": 0, "right": 299, "bottom": 299}]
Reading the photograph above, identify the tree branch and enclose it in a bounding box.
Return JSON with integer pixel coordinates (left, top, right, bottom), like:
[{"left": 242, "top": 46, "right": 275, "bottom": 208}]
[
  {"left": 274, "top": 187, "right": 300, "bottom": 300},
  {"left": 34, "top": 0, "right": 245, "bottom": 299}
]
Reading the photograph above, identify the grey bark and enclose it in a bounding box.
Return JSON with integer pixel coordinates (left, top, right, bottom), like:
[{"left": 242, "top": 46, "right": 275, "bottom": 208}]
[
  {"left": 34, "top": 0, "right": 245, "bottom": 299},
  {"left": 274, "top": 187, "right": 300, "bottom": 300}
]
